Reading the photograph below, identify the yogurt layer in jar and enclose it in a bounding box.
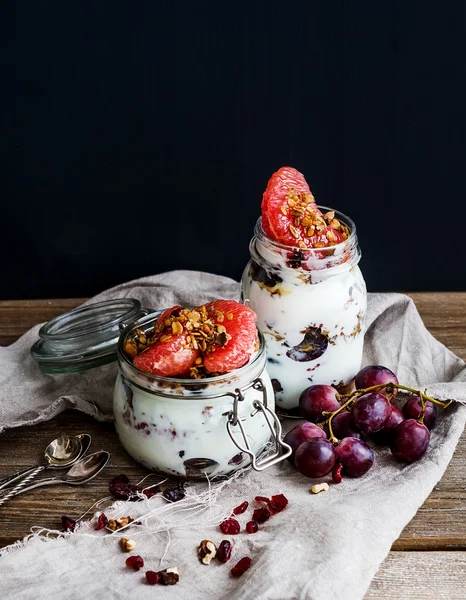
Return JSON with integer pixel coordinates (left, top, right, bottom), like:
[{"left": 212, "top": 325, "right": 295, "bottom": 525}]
[
  {"left": 114, "top": 312, "right": 289, "bottom": 479},
  {"left": 241, "top": 211, "right": 367, "bottom": 411}
]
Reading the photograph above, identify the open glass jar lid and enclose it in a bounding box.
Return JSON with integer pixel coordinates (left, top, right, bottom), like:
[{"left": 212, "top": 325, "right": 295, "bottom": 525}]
[{"left": 31, "top": 299, "right": 149, "bottom": 374}]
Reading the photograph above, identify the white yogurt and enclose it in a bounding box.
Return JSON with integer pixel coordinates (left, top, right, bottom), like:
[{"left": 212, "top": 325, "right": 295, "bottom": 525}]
[
  {"left": 114, "top": 320, "right": 277, "bottom": 479},
  {"left": 241, "top": 212, "right": 367, "bottom": 410}
]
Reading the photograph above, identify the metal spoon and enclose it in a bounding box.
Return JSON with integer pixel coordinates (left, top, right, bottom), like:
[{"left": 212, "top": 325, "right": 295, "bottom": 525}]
[
  {"left": 0, "top": 451, "right": 110, "bottom": 504},
  {"left": 0, "top": 434, "right": 90, "bottom": 493}
]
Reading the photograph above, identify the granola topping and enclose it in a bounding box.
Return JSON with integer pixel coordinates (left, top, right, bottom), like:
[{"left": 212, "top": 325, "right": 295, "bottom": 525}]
[
  {"left": 125, "top": 306, "right": 255, "bottom": 379},
  {"left": 282, "top": 188, "right": 350, "bottom": 245}
]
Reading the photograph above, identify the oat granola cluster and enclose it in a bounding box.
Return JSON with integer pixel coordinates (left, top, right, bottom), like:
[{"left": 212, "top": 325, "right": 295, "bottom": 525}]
[{"left": 283, "top": 188, "right": 350, "bottom": 249}]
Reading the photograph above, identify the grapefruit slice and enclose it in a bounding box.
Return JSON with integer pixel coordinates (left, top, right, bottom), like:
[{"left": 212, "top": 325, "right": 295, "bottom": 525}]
[
  {"left": 133, "top": 306, "right": 199, "bottom": 376},
  {"left": 201, "top": 300, "right": 258, "bottom": 373},
  {"left": 261, "top": 166, "right": 347, "bottom": 248}
]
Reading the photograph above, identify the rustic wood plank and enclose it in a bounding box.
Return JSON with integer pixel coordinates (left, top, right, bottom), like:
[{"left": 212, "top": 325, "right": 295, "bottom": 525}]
[
  {"left": 407, "top": 292, "right": 466, "bottom": 359},
  {"left": 0, "top": 299, "right": 85, "bottom": 346},
  {"left": 365, "top": 551, "right": 466, "bottom": 599}
]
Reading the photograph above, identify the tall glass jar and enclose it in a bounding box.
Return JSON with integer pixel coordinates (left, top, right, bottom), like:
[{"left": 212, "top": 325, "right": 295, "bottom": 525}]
[
  {"left": 114, "top": 312, "right": 290, "bottom": 479},
  {"left": 241, "top": 208, "right": 367, "bottom": 411}
]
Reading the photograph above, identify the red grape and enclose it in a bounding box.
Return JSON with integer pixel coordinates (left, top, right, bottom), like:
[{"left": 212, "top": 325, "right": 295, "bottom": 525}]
[
  {"left": 294, "top": 438, "right": 336, "bottom": 478},
  {"left": 299, "top": 385, "right": 340, "bottom": 423},
  {"left": 331, "top": 412, "right": 362, "bottom": 440},
  {"left": 403, "top": 396, "right": 437, "bottom": 430},
  {"left": 334, "top": 437, "right": 374, "bottom": 477},
  {"left": 371, "top": 405, "right": 405, "bottom": 445},
  {"left": 391, "top": 419, "right": 430, "bottom": 462},
  {"left": 351, "top": 392, "right": 392, "bottom": 434},
  {"left": 283, "top": 422, "right": 327, "bottom": 463},
  {"left": 355, "top": 365, "right": 398, "bottom": 393}
]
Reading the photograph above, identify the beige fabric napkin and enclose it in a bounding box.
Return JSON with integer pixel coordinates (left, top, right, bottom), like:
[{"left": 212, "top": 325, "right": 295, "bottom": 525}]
[{"left": 0, "top": 271, "right": 465, "bottom": 600}]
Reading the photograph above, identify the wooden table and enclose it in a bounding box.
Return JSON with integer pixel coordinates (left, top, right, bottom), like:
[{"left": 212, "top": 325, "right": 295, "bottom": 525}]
[{"left": 0, "top": 294, "right": 465, "bottom": 599}]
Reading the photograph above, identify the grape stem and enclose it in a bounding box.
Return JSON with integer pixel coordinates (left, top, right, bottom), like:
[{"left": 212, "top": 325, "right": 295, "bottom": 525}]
[{"left": 321, "top": 382, "right": 451, "bottom": 444}]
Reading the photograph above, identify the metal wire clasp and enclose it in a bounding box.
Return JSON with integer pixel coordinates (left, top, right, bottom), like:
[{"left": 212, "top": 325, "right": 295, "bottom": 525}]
[{"left": 226, "top": 378, "right": 292, "bottom": 471}]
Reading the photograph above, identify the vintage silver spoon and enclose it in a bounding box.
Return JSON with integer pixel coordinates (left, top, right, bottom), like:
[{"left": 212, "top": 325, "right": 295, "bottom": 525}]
[
  {"left": 0, "top": 451, "right": 110, "bottom": 504},
  {"left": 0, "top": 434, "right": 91, "bottom": 492}
]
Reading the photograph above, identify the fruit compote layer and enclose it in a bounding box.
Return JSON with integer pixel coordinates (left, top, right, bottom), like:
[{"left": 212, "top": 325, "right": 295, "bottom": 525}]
[
  {"left": 114, "top": 311, "right": 274, "bottom": 479},
  {"left": 241, "top": 214, "right": 367, "bottom": 410}
]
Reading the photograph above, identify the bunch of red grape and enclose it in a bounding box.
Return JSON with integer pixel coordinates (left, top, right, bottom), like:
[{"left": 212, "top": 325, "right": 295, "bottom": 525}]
[{"left": 284, "top": 365, "right": 449, "bottom": 483}]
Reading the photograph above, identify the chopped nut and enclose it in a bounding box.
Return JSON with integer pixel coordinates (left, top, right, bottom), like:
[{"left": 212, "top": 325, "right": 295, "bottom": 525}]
[
  {"left": 158, "top": 567, "right": 180, "bottom": 585},
  {"left": 107, "top": 516, "right": 134, "bottom": 531},
  {"left": 116, "top": 516, "right": 134, "bottom": 528},
  {"left": 340, "top": 224, "right": 350, "bottom": 238},
  {"left": 107, "top": 519, "right": 117, "bottom": 531},
  {"left": 326, "top": 229, "right": 337, "bottom": 242},
  {"left": 195, "top": 357, "right": 203, "bottom": 365},
  {"left": 189, "top": 310, "right": 201, "bottom": 322},
  {"left": 217, "top": 325, "right": 227, "bottom": 334},
  {"left": 160, "top": 334, "right": 172, "bottom": 342},
  {"left": 298, "top": 241, "right": 307, "bottom": 248},
  {"left": 226, "top": 312, "right": 233, "bottom": 320},
  {"left": 289, "top": 224, "right": 300, "bottom": 239},
  {"left": 323, "top": 210, "right": 335, "bottom": 223},
  {"left": 198, "top": 539, "right": 217, "bottom": 564},
  {"left": 311, "top": 483, "right": 329, "bottom": 494},
  {"left": 280, "top": 204, "right": 287, "bottom": 215},
  {"left": 123, "top": 340, "right": 138, "bottom": 359},
  {"left": 330, "top": 218, "right": 341, "bottom": 230},
  {"left": 120, "top": 537, "right": 136, "bottom": 552},
  {"left": 171, "top": 321, "right": 183, "bottom": 335}
]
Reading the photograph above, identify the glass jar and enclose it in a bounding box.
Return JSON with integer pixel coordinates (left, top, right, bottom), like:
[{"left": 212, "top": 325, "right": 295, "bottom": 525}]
[
  {"left": 114, "top": 311, "right": 290, "bottom": 479},
  {"left": 241, "top": 208, "right": 367, "bottom": 411},
  {"left": 31, "top": 300, "right": 291, "bottom": 478}
]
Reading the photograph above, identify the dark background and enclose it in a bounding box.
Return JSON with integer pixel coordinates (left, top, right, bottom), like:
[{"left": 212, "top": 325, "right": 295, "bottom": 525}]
[{"left": 1, "top": 1, "right": 465, "bottom": 299}]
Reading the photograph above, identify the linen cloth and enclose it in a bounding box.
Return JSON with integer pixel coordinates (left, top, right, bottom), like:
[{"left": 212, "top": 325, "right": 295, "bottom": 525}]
[{"left": 0, "top": 271, "right": 465, "bottom": 600}]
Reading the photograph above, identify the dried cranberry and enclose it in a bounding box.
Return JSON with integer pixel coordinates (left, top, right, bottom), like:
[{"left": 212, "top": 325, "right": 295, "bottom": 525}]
[
  {"left": 126, "top": 555, "right": 144, "bottom": 571},
  {"left": 246, "top": 520, "right": 258, "bottom": 534},
  {"left": 163, "top": 486, "right": 186, "bottom": 503},
  {"left": 255, "top": 496, "right": 271, "bottom": 503},
  {"left": 146, "top": 571, "right": 159, "bottom": 585},
  {"left": 219, "top": 518, "right": 241, "bottom": 535},
  {"left": 332, "top": 462, "right": 343, "bottom": 484},
  {"left": 232, "top": 501, "right": 249, "bottom": 515},
  {"left": 111, "top": 474, "right": 130, "bottom": 485},
  {"left": 252, "top": 508, "right": 270, "bottom": 523},
  {"left": 94, "top": 513, "right": 108, "bottom": 531},
  {"left": 217, "top": 540, "right": 232, "bottom": 563},
  {"left": 109, "top": 482, "right": 140, "bottom": 500},
  {"left": 231, "top": 557, "right": 252, "bottom": 577},
  {"left": 61, "top": 516, "right": 76, "bottom": 532},
  {"left": 141, "top": 486, "right": 158, "bottom": 499},
  {"left": 268, "top": 494, "right": 288, "bottom": 514}
]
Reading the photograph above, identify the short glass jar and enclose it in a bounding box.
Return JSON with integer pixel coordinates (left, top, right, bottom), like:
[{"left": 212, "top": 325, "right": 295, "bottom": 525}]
[
  {"left": 114, "top": 311, "right": 290, "bottom": 479},
  {"left": 241, "top": 208, "right": 367, "bottom": 411}
]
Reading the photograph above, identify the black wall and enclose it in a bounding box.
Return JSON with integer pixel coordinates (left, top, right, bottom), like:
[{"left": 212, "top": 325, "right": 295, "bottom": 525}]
[{"left": 2, "top": 1, "right": 465, "bottom": 299}]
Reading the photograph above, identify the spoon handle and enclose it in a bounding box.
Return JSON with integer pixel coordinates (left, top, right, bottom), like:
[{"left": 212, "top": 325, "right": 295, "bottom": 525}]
[
  {"left": 0, "top": 466, "right": 42, "bottom": 491},
  {"left": 0, "top": 466, "right": 45, "bottom": 507},
  {"left": 0, "top": 478, "right": 64, "bottom": 498}
]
